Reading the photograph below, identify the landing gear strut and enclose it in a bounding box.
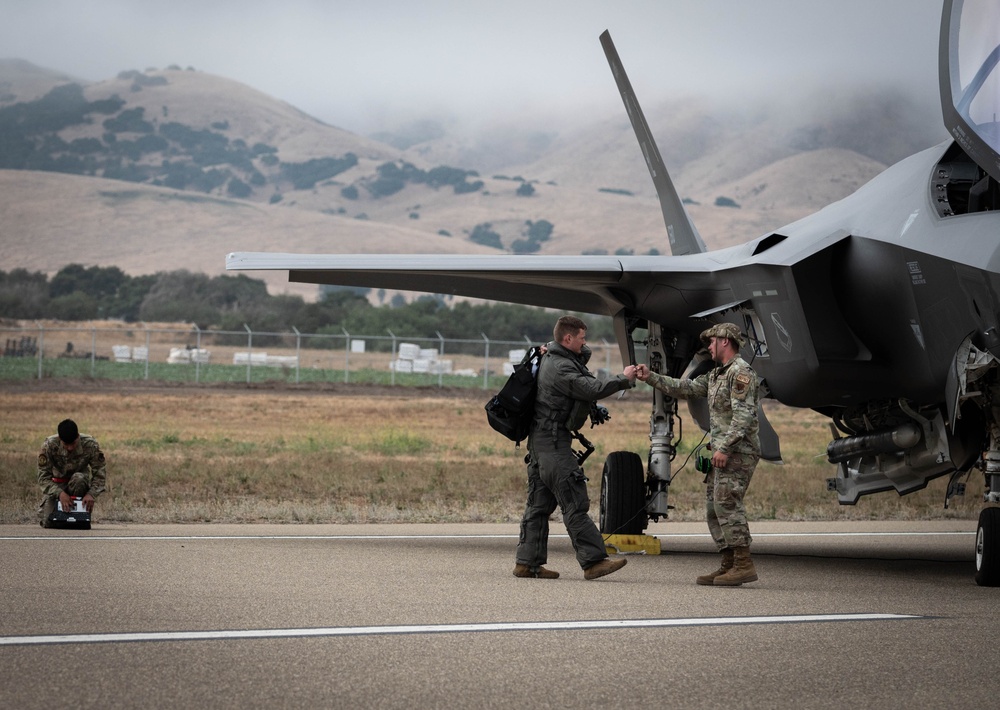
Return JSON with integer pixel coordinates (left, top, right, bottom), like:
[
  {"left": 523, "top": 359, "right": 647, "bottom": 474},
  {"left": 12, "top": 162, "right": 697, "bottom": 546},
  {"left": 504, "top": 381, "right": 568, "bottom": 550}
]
[
  {"left": 599, "top": 320, "right": 679, "bottom": 537},
  {"left": 947, "top": 335, "right": 1000, "bottom": 585}
]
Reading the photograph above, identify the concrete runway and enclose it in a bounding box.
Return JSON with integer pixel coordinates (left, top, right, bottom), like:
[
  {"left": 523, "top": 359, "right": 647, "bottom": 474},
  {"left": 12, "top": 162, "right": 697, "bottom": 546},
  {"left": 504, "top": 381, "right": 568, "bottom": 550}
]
[{"left": 1, "top": 520, "right": 997, "bottom": 709}]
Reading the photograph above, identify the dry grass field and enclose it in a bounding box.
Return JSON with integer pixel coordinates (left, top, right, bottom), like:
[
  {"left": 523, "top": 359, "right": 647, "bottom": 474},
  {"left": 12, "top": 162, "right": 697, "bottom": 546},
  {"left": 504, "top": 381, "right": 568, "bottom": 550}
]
[{"left": 0, "top": 382, "right": 984, "bottom": 526}]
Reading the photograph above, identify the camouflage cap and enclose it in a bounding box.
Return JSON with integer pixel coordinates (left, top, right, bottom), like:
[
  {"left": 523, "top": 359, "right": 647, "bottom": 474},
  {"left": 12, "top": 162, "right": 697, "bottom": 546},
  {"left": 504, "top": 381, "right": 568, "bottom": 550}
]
[{"left": 700, "top": 322, "right": 745, "bottom": 346}]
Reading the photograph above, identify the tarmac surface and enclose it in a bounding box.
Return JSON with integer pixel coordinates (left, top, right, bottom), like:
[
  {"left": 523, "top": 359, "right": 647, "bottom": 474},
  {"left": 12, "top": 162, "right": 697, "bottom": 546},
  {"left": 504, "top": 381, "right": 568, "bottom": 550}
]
[{"left": 1, "top": 519, "right": 997, "bottom": 709}]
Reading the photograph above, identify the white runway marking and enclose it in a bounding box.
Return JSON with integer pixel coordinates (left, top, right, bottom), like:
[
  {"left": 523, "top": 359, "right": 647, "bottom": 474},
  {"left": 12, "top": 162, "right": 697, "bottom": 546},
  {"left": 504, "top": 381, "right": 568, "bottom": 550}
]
[
  {"left": 0, "top": 613, "right": 924, "bottom": 647},
  {"left": 0, "top": 531, "right": 975, "bottom": 542}
]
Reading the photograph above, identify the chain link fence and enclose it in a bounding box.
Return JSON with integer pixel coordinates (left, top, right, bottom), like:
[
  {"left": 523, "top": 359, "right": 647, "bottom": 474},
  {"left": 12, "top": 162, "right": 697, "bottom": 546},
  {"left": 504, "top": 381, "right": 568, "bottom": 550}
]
[{"left": 0, "top": 322, "right": 629, "bottom": 389}]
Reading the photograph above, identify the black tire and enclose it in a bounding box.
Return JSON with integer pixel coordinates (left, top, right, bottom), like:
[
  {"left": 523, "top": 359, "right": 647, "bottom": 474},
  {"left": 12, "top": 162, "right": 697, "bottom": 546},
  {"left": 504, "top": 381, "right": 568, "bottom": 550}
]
[
  {"left": 975, "top": 507, "right": 1000, "bottom": 587},
  {"left": 599, "top": 451, "right": 646, "bottom": 534}
]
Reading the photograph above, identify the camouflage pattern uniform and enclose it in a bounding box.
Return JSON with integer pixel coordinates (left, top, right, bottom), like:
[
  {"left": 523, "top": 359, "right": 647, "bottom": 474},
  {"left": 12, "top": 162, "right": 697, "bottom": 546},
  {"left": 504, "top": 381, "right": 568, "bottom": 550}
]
[
  {"left": 37, "top": 434, "right": 107, "bottom": 523},
  {"left": 645, "top": 325, "right": 760, "bottom": 550},
  {"left": 515, "top": 341, "right": 632, "bottom": 571}
]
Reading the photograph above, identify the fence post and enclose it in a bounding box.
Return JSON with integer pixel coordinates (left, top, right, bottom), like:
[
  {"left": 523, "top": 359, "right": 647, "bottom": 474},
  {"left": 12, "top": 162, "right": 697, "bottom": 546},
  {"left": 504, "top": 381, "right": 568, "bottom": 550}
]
[
  {"left": 90, "top": 325, "right": 97, "bottom": 377},
  {"left": 481, "top": 333, "right": 490, "bottom": 390},
  {"left": 292, "top": 326, "right": 301, "bottom": 384},
  {"left": 194, "top": 325, "right": 202, "bottom": 384},
  {"left": 342, "top": 328, "right": 350, "bottom": 384},
  {"left": 436, "top": 331, "right": 445, "bottom": 387},
  {"left": 244, "top": 323, "right": 252, "bottom": 385},
  {"left": 387, "top": 329, "right": 396, "bottom": 386},
  {"left": 143, "top": 325, "right": 151, "bottom": 380},
  {"left": 35, "top": 321, "right": 44, "bottom": 380}
]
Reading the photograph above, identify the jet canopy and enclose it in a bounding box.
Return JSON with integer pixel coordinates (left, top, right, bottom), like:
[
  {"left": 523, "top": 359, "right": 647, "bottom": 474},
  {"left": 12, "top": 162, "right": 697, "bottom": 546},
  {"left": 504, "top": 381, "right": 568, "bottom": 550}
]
[{"left": 941, "top": 0, "right": 1000, "bottom": 183}]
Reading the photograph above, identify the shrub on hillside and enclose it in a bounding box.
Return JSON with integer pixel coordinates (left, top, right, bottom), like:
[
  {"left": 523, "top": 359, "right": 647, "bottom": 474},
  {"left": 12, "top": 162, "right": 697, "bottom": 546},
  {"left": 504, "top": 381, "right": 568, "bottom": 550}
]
[
  {"left": 511, "top": 238, "right": 540, "bottom": 254},
  {"left": 366, "top": 162, "right": 409, "bottom": 197},
  {"left": 469, "top": 223, "right": 503, "bottom": 249},
  {"left": 526, "top": 219, "right": 553, "bottom": 242},
  {"left": 282, "top": 154, "right": 358, "bottom": 190},
  {"left": 102, "top": 107, "right": 154, "bottom": 134},
  {"left": 227, "top": 177, "right": 252, "bottom": 198},
  {"left": 453, "top": 179, "right": 483, "bottom": 194}
]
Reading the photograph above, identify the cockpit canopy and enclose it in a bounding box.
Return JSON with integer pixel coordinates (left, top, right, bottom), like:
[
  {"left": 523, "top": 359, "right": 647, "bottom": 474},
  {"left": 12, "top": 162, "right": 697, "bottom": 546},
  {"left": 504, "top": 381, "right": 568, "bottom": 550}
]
[{"left": 941, "top": 0, "right": 1000, "bottom": 184}]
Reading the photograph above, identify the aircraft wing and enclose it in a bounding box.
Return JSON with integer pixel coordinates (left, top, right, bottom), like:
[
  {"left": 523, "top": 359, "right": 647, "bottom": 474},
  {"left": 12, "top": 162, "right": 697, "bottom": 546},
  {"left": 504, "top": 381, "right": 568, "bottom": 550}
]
[{"left": 225, "top": 250, "right": 716, "bottom": 319}]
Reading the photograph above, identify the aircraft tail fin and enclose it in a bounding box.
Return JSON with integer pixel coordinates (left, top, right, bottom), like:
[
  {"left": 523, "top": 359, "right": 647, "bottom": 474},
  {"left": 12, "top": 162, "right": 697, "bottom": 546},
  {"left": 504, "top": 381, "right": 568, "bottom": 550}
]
[{"left": 600, "top": 30, "right": 707, "bottom": 256}]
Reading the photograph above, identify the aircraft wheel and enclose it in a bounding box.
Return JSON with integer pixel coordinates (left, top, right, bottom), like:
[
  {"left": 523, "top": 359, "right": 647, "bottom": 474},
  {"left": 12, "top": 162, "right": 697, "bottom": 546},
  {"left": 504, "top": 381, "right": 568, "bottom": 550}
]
[
  {"left": 599, "top": 451, "right": 646, "bottom": 535},
  {"left": 975, "top": 507, "right": 1000, "bottom": 587}
]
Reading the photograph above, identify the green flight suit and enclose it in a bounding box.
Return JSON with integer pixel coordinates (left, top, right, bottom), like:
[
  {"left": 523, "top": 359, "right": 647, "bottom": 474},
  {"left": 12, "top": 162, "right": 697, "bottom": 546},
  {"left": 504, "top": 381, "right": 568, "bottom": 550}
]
[{"left": 515, "top": 342, "right": 632, "bottom": 570}]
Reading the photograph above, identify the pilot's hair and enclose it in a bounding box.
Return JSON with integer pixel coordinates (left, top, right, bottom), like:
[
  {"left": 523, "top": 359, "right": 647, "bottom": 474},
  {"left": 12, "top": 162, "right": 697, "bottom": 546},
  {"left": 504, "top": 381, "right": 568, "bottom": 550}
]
[
  {"left": 57, "top": 419, "right": 79, "bottom": 444},
  {"left": 554, "top": 315, "right": 587, "bottom": 343}
]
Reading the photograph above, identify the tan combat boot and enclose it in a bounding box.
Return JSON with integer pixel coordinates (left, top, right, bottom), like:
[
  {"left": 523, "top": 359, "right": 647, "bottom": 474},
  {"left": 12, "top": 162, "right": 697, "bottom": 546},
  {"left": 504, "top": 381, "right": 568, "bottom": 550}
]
[
  {"left": 696, "top": 548, "right": 735, "bottom": 586},
  {"left": 583, "top": 557, "right": 627, "bottom": 580},
  {"left": 513, "top": 564, "right": 560, "bottom": 579},
  {"left": 713, "top": 546, "right": 758, "bottom": 586}
]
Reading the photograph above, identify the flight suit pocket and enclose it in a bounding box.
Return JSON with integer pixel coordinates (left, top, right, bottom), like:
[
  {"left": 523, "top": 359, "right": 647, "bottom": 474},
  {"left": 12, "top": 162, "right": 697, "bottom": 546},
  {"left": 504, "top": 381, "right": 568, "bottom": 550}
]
[{"left": 563, "top": 467, "right": 592, "bottom": 514}]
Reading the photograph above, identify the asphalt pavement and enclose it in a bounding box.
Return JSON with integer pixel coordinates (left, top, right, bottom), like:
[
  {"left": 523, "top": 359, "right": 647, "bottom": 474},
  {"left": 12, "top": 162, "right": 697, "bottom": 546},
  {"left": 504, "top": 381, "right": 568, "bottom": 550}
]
[{"left": 1, "top": 520, "right": 995, "bottom": 709}]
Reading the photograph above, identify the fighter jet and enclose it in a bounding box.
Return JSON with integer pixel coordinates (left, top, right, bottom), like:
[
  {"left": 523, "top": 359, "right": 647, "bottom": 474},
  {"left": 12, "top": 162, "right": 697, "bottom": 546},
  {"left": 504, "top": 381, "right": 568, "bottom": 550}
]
[{"left": 227, "top": 0, "right": 1000, "bottom": 586}]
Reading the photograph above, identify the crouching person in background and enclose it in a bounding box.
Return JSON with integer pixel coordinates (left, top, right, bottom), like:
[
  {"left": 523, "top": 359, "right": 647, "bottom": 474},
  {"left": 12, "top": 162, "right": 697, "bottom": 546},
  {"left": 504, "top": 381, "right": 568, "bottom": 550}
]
[{"left": 38, "top": 419, "right": 107, "bottom": 528}]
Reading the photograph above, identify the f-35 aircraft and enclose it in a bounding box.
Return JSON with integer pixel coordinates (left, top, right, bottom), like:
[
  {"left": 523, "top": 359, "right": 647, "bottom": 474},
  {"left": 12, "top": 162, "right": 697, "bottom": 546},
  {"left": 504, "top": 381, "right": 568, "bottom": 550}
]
[{"left": 228, "top": 0, "right": 1000, "bottom": 585}]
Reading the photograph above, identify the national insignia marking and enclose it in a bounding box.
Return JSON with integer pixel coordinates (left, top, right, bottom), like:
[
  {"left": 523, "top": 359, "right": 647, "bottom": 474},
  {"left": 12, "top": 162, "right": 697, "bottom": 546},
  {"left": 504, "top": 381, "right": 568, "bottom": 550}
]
[{"left": 38, "top": 453, "right": 47, "bottom": 466}]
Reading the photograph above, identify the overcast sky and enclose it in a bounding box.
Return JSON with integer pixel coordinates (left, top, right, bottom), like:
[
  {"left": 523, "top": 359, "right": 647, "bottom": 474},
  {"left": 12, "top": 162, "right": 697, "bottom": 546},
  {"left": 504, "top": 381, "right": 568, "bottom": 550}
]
[{"left": 1, "top": 0, "right": 946, "bottom": 134}]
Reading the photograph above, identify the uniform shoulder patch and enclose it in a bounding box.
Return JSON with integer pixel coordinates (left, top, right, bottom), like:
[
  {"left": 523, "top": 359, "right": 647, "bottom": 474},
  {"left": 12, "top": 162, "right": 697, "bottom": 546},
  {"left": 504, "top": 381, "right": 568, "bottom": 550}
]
[
  {"left": 732, "top": 371, "right": 753, "bottom": 399},
  {"left": 38, "top": 453, "right": 48, "bottom": 467}
]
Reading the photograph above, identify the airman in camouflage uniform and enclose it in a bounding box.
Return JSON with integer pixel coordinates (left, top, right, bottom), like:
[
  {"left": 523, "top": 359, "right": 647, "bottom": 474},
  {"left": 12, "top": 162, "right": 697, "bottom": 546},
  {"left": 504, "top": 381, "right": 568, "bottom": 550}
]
[
  {"left": 37, "top": 419, "right": 107, "bottom": 527},
  {"left": 636, "top": 322, "right": 761, "bottom": 586},
  {"left": 514, "top": 315, "right": 637, "bottom": 580}
]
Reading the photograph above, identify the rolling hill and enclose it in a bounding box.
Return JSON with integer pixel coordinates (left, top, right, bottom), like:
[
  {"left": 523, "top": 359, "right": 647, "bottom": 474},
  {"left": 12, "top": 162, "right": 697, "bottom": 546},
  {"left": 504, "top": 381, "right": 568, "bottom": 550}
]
[{"left": 0, "top": 59, "right": 947, "bottom": 301}]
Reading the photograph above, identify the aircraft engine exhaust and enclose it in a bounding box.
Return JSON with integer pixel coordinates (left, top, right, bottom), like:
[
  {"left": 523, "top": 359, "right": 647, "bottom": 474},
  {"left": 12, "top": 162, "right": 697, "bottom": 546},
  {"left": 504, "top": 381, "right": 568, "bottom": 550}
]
[{"left": 826, "top": 423, "right": 922, "bottom": 464}]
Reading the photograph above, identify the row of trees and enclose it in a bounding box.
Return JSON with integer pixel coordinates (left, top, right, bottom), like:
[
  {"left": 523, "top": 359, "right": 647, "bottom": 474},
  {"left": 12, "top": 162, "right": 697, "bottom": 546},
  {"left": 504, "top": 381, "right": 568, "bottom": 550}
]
[{"left": 0, "top": 266, "right": 614, "bottom": 345}]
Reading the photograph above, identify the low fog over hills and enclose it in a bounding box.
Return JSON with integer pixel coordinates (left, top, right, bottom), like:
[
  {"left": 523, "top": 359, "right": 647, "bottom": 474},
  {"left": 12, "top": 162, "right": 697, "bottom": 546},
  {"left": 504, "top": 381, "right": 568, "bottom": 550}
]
[{"left": 1, "top": 58, "right": 948, "bottom": 300}]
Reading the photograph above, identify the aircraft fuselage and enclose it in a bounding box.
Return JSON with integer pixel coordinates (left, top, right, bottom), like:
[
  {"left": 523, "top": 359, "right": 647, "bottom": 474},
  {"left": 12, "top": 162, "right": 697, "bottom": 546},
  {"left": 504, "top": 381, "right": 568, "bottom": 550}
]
[{"left": 624, "top": 139, "right": 1000, "bottom": 412}]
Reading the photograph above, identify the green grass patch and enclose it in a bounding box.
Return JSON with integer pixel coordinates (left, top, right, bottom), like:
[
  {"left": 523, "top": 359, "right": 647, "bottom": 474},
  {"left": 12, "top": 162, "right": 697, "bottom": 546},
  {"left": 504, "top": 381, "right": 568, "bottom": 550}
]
[{"left": 0, "top": 357, "right": 507, "bottom": 390}]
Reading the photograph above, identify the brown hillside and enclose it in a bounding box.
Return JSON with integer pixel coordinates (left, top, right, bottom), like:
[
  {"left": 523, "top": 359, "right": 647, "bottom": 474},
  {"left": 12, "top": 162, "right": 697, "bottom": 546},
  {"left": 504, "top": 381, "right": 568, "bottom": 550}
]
[
  {"left": 0, "top": 60, "right": 930, "bottom": 301},
  {"left": 0, "top": 58, "right": 81, "bottom": 106},
  {"left": 0, "top": 170, "right": 497, "bottom": 301},
  {"left": 70, "top": 68, "right": 399, "bottom": 164}
]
